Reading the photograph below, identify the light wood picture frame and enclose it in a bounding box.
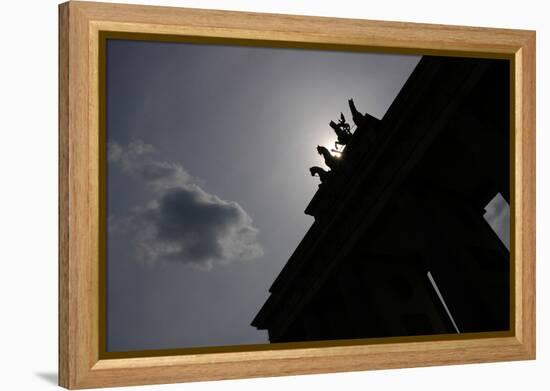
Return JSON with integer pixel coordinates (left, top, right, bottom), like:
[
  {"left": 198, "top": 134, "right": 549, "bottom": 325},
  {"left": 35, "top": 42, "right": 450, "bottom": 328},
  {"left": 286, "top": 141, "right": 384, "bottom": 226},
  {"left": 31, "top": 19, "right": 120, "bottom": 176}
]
[{"left": 59, "top": 1, "right": 536, "bottom": 389}]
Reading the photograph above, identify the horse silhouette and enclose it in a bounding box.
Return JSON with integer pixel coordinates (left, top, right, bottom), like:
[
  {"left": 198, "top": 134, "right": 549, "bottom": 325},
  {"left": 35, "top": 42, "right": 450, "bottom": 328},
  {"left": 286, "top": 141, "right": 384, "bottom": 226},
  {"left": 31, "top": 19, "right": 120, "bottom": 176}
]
[
  {"left": 309, "top": 166, "right": 331, "bottom": 183},
  {"left": 329, "top": 116, "right": 352, "bottom": 149},
  {"left": 317, "top": 145, "right": 339, "bottom": 170}
]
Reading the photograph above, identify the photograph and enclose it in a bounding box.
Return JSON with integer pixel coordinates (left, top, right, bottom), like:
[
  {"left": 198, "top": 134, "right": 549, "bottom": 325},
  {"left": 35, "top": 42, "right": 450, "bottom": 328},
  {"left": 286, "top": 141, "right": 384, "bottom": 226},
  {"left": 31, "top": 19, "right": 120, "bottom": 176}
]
[
  {"left": 103, "top": 36, "right": 511, "bottom": 353},
  {"left": 56, "top": 1, "right": 536, "bottom": 388}
]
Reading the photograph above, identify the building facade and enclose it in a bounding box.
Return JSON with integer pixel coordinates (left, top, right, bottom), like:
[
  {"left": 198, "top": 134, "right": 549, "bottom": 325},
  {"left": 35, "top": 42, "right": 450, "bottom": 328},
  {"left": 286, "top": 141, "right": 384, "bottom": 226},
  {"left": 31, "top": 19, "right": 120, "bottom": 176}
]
[{"left": 252, "top": 56, "right": 511, "bottom": 343}]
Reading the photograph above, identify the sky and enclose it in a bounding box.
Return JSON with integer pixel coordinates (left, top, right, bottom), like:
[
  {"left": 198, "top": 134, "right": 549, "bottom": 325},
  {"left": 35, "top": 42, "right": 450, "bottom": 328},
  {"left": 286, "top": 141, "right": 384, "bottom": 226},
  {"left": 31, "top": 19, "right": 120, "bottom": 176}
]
[
  {"left": 105, "top": 39, "right": 423, "bottom": 352},
  {"left": 105, "top": 40, "right": 511, "bottom": 352}
]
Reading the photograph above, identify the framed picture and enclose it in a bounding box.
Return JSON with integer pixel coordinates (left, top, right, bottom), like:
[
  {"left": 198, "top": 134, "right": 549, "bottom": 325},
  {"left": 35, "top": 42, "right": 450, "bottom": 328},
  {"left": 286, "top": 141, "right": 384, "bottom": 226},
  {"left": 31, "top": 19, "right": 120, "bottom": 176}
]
[{"left": 58, "top": 1, "right": 536, "bottom": 389}]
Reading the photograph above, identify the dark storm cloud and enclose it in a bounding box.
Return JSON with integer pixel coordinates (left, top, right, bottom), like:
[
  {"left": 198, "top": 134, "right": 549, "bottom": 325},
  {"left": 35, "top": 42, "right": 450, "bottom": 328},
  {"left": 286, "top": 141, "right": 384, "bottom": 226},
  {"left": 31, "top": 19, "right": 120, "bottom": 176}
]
[{"left": 109, "top": 140, "right": 263, "bottom": 269}]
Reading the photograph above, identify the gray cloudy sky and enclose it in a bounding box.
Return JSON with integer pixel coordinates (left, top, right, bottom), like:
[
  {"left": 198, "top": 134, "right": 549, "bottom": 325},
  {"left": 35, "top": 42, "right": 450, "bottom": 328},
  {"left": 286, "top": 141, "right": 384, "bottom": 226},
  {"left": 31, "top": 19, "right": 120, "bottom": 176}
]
[{"left": 105, "top": 39, "right": 424, "bottom": 352}]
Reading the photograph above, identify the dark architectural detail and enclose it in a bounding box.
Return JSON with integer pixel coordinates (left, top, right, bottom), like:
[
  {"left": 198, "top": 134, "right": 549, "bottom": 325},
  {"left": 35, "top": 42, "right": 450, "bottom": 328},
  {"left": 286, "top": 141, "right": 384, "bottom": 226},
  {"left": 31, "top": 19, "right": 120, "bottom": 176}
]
[
  {"left": 316, "top": 145, "right": 340, "bottom": 171},
  {"left": 329, "top": 113, "right": 352, "bottom": 149},
  {"left": 252, "top": 56, "right": 510, "bottom": 343},
  {"left": 309, "top": 166, "right": 332, "bottom": 183},
  {"left": 349, "top": 98, "right": 380, "bottom": 131}
]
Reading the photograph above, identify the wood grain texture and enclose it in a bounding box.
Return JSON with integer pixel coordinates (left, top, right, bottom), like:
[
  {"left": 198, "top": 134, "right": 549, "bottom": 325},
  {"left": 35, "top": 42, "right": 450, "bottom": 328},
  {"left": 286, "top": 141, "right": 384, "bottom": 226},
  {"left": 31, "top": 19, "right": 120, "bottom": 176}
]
[
  {"left": 518, "top": 35, "right": 536, "bottom": 355},
  {"left": 58, "top": 1, "right": 536, "bottom": 388},
  {"left": 58, "top": 3, "right": 70, "bottom": 387}
]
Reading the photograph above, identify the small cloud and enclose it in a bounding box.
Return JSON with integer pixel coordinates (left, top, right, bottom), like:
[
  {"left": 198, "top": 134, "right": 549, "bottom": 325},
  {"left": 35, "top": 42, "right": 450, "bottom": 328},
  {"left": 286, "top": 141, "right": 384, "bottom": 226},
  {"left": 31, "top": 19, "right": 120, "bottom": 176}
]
[
  {"left": 108, "top": 139, "right": 157, "bottom": 173},
  {"left": 109, "top": 140, "right": 263, "bottom": 270}
]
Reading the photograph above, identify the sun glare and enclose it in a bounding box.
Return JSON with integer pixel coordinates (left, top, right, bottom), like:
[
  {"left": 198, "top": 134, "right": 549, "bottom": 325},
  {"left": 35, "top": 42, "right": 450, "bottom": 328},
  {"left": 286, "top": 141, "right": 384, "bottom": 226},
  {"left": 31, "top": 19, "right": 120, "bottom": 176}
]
[{"left": 321, "top": 137, "right": 342, "bottom": 158}]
